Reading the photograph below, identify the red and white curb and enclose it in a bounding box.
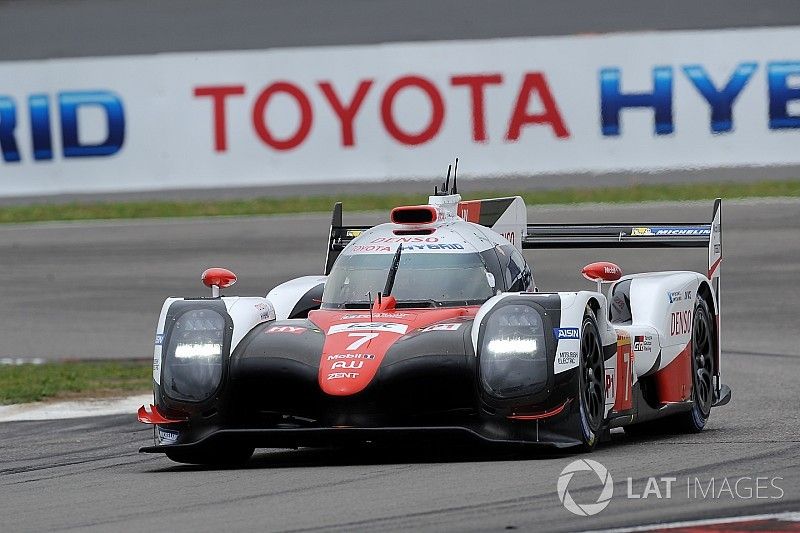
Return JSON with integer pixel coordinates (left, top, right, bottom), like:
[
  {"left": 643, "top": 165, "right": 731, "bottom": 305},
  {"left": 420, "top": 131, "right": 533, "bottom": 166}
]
[
  {"left": 0, "top": 393, "right": 151, "bottom": 422},
  {"left": 587, "top": 511, "right": 800, "bottom": 532}
]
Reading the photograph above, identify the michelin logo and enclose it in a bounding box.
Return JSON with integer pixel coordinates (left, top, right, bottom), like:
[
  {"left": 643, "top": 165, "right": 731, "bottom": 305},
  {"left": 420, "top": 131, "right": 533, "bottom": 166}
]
[
  {"left": 631, "top": 226, "right": 711, "bottom": 237},
  {"left": 554, "top": 328, "right": 580, "bottom": 340}
]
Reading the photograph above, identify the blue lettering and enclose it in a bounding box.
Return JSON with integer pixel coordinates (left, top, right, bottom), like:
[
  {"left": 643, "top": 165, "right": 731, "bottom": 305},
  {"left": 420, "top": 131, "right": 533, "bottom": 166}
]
[
  {"left": 0, "top": 96, "right": 20, "bottom": 162},
  {"left": 683, "top": 63, "right": 757, "bottom": 133},
  {"left": 768, "top": 62, "right": 800, "bottom": 130},
  {"left": 29, "top": 94, "right": 53, "bottom": 160},
  {"left": 59, "top": 91, "right": 125, "bottom": 158},
  {"left": 600, "top": 66, "right": 673, "bottom": 136}
]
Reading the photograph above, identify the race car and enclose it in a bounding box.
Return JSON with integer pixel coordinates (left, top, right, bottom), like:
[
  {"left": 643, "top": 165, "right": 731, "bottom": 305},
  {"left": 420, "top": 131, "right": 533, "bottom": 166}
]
[{"left": 138, "top": 169, "right": 731, "bottom": 464}]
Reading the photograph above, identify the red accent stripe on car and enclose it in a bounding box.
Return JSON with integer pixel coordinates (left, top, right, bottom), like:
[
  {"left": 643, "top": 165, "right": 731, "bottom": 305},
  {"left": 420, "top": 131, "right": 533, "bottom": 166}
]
[
  {"left": 653, "top": 342, "right": 693, "bottom": 403},
  {"left": 508, "top": 399, "right": 572, "bottom": 420},
  {"left": 137, "top": 404, "right": 186, "bottom": 425},
  {"left": 708, "top": 256, "right": 722, "bottom": 278},
  {"left": 309, "top": 307, "right": 477, "bottom": 396}
]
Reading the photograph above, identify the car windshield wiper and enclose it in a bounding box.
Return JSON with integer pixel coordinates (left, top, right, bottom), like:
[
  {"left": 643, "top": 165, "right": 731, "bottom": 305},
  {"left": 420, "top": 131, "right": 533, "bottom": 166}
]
[{"left": 382, "top": 244, "right": 403, "bottom": 297}]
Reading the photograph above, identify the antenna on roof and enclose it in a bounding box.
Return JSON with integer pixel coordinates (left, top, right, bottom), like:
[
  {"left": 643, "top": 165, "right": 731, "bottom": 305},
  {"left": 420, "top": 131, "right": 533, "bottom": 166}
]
[
  {"left": 444, "top": 164, "right": 451, "bottom": 193},
  {"left": 452, "top": 157, "right": 458, "bottom": 194}
]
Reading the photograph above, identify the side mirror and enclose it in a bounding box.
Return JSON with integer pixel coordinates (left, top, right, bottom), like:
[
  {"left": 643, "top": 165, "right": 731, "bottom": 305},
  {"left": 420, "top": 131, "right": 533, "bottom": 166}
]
[
  {"left": 201, "top": 267, "right": 237, "bottom": 297},
  {"left": 581, "top": 261, "right": 622, "bottom": 293}
]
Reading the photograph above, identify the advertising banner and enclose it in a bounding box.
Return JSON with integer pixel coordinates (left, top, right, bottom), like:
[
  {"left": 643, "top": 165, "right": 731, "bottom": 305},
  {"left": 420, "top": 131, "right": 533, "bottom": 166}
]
[{"left": 0, "top": 26, "right": 798, "bottom": 196}]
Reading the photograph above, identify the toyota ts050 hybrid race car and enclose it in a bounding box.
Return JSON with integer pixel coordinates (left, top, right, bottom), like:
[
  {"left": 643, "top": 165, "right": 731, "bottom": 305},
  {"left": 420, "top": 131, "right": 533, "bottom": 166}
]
[{"left": 138, "top": 170, "right": 731, "bottom": 464}]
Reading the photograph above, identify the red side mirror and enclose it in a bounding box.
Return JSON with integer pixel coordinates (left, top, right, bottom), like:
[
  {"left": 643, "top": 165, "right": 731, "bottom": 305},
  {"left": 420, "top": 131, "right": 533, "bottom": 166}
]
[
  {"left": 201, "top": 268, "right": 237, "bottom": 297},
  {"left": 581, "top": 261, "right": 622, "bottom": 283}
]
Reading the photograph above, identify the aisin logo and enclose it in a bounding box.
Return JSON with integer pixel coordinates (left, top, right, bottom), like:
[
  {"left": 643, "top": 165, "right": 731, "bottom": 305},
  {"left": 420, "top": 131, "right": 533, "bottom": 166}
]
[{"left": 557, "top": 459, "right": 614, "bottom": 516}]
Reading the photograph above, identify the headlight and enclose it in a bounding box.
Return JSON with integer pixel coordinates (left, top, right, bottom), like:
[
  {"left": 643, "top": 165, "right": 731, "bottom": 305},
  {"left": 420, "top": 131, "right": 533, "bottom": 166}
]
[
  {"left": 480, "top": 304, "right": 548, "bottom": 398},
  {"left": 162, "top": 309, "right": 226, "bottom": 402}
]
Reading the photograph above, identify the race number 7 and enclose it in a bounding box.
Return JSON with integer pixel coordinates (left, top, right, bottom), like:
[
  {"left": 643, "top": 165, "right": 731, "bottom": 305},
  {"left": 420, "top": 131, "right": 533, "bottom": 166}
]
[{"left": 346, "top": 332, "right": 379, "bottom": 350}]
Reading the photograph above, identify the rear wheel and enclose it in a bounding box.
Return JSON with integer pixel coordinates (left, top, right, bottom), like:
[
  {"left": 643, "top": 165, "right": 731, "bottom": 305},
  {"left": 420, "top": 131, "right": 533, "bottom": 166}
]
[
  {"left": 624, "top": 297, "right": 716, "bottom": 436},
  {"left": 668, "top": 297, "right": 715, "bottom": 432},
  {"left": 577, "top": 310, "right": 605, "bottom": 451},
  {"left": 166, "top": 445, "right": 254, "bottom": 466}
]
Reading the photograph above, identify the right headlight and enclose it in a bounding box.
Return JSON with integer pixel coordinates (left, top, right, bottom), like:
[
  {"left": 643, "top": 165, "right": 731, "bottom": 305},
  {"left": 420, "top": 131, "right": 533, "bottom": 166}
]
[
  {"left": 480, "top": 304, "right": 548, "bottom": 398},
  {"left": 162, "top": 309, "right": 226, "bottom": 402}
]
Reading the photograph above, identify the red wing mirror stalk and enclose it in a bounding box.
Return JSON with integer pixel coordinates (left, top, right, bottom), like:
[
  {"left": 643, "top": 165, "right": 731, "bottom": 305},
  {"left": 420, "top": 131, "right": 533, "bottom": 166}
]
[
  {"left": 201, "top": 267, "right": 237, "bottom": 298},
  {"left": 581, "top": 261, "right": 623, "bottom": 293}
]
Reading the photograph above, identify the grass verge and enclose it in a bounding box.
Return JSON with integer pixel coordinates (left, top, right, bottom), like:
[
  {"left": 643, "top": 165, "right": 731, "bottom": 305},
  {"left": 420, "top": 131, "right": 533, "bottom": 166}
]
[
  {"left": 0, "top": 179, "right": 798, "bottom": 224},
  {"left": 0, "top": 360, "right": 151, "bottom": 405}
]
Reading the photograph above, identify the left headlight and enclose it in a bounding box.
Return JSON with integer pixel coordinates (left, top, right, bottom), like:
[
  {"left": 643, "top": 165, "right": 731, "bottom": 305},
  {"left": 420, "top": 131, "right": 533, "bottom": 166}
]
[
  {"left": 480, "top": 304, "right": 548, "bottom": 398},
  {"left": 162, "top": 309, "right": 226, "bottom": 402}
]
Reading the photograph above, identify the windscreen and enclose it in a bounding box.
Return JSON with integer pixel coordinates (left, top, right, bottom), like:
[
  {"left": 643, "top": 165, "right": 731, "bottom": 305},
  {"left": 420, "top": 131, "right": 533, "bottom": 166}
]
[{"left": 322, "top": 252, "right": 494, "bottom": 308}]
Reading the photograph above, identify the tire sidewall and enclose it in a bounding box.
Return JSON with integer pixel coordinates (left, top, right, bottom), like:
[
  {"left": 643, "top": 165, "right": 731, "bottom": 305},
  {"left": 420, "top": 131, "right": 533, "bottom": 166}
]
[
  {"left": 578, "top": 312, "right": 604, "bottom": 449},
  {"left": 690, "top": 298, "right": 715, "bottom": 429}
]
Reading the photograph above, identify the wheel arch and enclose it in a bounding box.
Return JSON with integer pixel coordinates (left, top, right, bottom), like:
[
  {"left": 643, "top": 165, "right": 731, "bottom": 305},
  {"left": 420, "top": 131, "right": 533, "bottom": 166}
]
[{"left": 696, "top": 279, "right": 720, "bottom": 376}]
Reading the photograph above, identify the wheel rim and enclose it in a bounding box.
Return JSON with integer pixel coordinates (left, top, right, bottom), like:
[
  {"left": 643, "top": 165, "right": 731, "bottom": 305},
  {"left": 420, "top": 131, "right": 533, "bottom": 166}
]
[
  {"left": 692, "top": 304, "right": 714, "bottom": 416},
  {"left": 581, "top": 322, "right": 605, "bottom": 430}
]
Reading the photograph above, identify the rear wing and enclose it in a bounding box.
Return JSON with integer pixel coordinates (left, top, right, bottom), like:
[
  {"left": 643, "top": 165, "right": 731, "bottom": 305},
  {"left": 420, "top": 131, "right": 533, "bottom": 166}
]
[{"left": 521, "top": 198, "right": 723, "bottom": 286}]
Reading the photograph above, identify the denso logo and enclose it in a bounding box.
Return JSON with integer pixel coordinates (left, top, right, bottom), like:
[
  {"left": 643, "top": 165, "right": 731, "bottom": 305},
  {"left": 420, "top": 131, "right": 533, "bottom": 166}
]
[
  {"left": 0, "top": 91, "right": 125, "bottom": 162},
  {"left": 670, "top": 310, "right": 692, "bottom": 336},
  {"left": 554, "top": 328, "right": 580, "bottom": 340}
]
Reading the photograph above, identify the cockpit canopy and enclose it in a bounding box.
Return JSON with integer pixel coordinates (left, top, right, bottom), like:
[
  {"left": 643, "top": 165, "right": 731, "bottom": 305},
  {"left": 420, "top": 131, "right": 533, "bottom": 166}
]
[
  {"left": 322, "top": 251, "right": 495, "bottom": 308},
  {"left": 321, "top": 223, "right": 533, "bottom": 309}
]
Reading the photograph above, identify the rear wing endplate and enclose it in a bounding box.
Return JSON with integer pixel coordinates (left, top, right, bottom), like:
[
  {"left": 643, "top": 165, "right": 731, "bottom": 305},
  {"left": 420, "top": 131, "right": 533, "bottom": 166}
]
[{"left": 324, "top": 202, "right": 370, "bottom": 275}]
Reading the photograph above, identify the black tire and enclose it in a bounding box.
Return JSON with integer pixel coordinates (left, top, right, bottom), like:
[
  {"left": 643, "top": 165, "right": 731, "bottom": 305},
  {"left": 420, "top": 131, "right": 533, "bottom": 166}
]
[
  {"left": 577, "top": 310, "right": 605, "bottom": 451},
  {"left": 166, "top": 445, "right": 254, "bottom": 466},
  {"left": 666, "top": 297, "right": 715, "bottom": 433}
]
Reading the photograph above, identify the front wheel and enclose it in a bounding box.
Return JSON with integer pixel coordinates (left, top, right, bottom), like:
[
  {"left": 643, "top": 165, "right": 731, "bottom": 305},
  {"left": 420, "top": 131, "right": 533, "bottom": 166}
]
[{"left": 577, "top": 310, "right": 605, "bottom": 451}]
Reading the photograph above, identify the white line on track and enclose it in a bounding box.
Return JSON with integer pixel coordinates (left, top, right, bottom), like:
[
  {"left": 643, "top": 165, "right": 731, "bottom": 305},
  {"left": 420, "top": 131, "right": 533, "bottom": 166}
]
[
  {"left": 0, "top": 393, "right": 151, "bottom": 422},
  {"left": 584, "top": 510, "right": 800, "bottom": 532}
]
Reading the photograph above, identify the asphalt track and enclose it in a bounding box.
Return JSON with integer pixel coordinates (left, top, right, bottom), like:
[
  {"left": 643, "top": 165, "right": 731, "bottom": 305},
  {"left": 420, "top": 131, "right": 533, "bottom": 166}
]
[
  {"left": 0, "top": 200, "right": 798, "bottom": 531},
  {"left": 3, "top": 0, "right": 800, "bottom": 61}
]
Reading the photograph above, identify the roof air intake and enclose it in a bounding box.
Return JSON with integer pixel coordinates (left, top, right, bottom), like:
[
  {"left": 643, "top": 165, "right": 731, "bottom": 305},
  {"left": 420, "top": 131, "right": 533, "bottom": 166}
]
[{"left": 390, "top": 205, "right": 438, "bottom": 225}]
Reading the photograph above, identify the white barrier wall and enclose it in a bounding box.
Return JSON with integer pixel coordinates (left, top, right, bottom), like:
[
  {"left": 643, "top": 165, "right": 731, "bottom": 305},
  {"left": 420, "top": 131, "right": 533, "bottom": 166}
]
[{"left": 0, "top": 26, "right": 799, "bottom": 197}]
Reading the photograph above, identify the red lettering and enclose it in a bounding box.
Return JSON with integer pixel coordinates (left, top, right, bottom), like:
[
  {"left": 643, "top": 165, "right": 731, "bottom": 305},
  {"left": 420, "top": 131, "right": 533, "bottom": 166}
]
[
  {"left": 451, "top": 74, "right": 503, "bottom": 142},
  {"left": 380, "top": 76, "right": 444, "bottom": 145},
  {"left": 193, "top": 85, "right": 245, "bottom": 152},
  {"left": 506, "top": 73, "right": 569, "bottom": 140},
  {"left": 318, "top": 80, "right": 373, "bottom": 147},
  {"left": 670, "top": 310, "right": 692, "bottom": 336},
  {"left": 252, "top": 82, "right": 312, "bottom": 150}
]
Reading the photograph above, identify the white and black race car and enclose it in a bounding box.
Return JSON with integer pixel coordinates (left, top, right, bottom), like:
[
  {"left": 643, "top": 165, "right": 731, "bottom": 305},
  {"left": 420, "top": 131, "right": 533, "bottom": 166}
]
[{"left": 139, "top": 169, "right": 731, "bottom": 464}]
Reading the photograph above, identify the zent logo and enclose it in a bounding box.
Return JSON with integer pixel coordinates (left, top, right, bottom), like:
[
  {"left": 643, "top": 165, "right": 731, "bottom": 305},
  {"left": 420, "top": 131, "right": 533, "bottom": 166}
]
[{"left": 557, "top": 459, "right": 614, "bottom": 516}]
